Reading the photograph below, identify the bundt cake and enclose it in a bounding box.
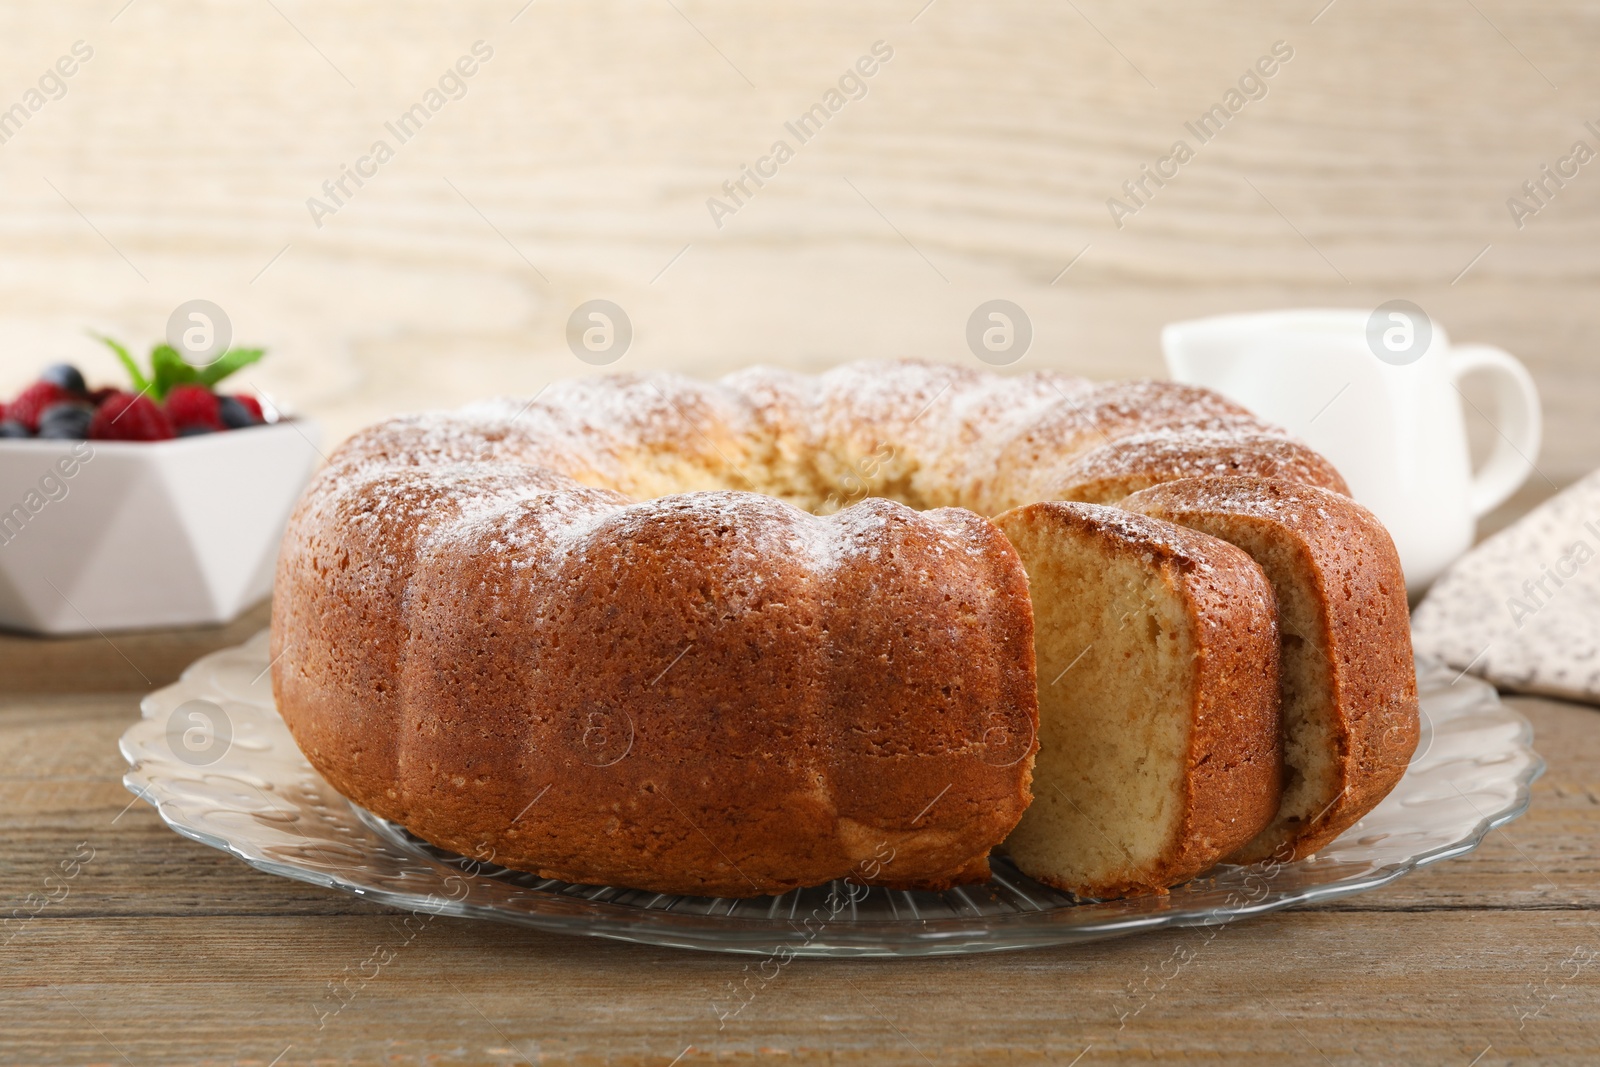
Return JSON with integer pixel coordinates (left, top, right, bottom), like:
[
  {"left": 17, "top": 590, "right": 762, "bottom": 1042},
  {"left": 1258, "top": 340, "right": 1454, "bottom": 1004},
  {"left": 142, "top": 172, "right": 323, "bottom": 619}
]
[
  {"left": 270, "top": 359, "right": 1417, "bottom": 898},
  {"left": 1122, "top": 477, "right": 1420, "bottom": 863}
]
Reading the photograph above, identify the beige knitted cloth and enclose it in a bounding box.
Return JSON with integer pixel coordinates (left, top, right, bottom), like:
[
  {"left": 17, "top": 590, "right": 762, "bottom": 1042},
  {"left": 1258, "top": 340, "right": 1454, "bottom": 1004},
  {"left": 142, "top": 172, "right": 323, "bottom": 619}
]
[{"left": 1411, "top": 467, "right": 1600, "bottom": 705}]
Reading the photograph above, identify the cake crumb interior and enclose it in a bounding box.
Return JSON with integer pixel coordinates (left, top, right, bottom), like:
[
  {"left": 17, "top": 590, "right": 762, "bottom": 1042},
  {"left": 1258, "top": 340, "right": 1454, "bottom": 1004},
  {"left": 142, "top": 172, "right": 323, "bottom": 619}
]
[{"left": 995, "top": 510, "right": 1194, "bottom": 895}]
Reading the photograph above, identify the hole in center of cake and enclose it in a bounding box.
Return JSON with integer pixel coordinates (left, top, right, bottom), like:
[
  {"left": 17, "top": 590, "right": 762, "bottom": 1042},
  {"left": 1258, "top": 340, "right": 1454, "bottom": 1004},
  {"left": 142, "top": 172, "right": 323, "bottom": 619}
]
[{"left": 603, "top": 439, "right": 949, "bottom": 515}]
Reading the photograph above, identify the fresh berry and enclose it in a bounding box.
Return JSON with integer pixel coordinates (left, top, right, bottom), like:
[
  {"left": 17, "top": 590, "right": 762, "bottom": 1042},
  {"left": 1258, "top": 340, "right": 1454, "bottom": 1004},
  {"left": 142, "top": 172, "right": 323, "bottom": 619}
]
[
  {"left": 229, "top": 394, "right": 265, "bottom": 423},
  {"left": 89, "top": 392, "right": 175, "bottom": 441},
  {"left": 164, "top": 384, "right": 223, "bottom": 432},
  {"left": 177, "top": 424, "right": 216, "bottom": 437},
  {"left": 218, "top": 394, "right": 263, "bottom": 429},
  {"left": 39, "top": 363, "right": 88, "bottom": 395},
  {"left": 88, "top": 386, "right": 119, "bottom": 406},
  {"left": 36, "top": 402, "right": 94, "bottom": 440},
  {"left": 7, "top": 382, "right": 72, "bottom": 432},
  {"left": 0, "top": 419, "right": 30, "bottom": 438}
]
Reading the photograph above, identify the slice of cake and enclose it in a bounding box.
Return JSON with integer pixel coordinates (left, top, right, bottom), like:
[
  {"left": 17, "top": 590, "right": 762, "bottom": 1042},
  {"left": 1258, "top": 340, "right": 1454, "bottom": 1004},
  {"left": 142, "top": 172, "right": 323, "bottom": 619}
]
[
  {"left": 1122, "top": 477, "right": 1419, "bottom": 863},
  {"left": 993, "top": 501, "right": 1283, "bottom": 898}
]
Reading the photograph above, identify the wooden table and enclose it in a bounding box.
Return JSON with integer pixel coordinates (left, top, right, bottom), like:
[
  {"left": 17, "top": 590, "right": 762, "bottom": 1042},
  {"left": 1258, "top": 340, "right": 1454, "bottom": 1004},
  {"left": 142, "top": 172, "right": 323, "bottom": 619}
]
[
  {"left": 5, "top": 0, "right": 1600, "bottom": 1062},
  {"left": 3, "top": 595, "right": 1599, "bottom": 1066}
]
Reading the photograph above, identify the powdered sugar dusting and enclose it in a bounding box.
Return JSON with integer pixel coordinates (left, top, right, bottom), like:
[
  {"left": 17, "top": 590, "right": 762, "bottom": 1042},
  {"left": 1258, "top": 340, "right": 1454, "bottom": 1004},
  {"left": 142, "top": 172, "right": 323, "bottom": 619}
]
[
  {"left": 1128, "top": 475, "right": 1368, "bottom": 529},
  {"left": 1059, "top": 429, "right": 1350, "bottom": 497},
  {"left": 297, "top": 359, "right": 1314, "bottom": 591}
]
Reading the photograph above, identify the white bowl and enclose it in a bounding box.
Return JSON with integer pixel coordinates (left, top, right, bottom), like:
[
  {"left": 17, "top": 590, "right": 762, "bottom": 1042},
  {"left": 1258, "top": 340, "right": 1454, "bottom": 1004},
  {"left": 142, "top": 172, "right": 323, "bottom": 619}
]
[{"left": 0, "top": 422, "right": 320, "bottom": 635}]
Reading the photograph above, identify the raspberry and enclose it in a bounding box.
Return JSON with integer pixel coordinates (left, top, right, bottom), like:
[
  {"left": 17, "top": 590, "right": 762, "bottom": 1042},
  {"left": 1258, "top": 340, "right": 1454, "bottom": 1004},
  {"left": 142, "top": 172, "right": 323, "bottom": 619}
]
[
  {"left": 164, "top": 384, "right": 222, "bottom": 431},
  {"left": 89, "top": 391, "right": 176, "bottom": 441},
  {"left": 7, "top": 382, "right": 72, "bottom": 432}
]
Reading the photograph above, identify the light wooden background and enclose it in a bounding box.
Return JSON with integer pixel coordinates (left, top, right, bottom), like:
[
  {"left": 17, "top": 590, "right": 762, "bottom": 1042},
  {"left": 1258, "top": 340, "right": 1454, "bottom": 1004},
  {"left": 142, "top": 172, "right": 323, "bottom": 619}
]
[{"left": 3, "top": 0, "right": 1600, "bottom": 1063}]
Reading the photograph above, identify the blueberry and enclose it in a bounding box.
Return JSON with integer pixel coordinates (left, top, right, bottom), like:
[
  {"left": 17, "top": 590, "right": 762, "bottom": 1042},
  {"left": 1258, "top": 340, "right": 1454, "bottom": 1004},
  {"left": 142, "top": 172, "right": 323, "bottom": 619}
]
[
  {"left": 39, "top": 363, "right": 88, "bottom": 394},
  {"left": 177, "top": 424, "right": 216, "bottom": 437},
  {"left": 0, "top": 419, "right": 31, "bottom": 438},
  {"left": 36, "top": 402, "right": 94, "bottom": 440},
  {"left": 218, "top": 395, "right": 261, "bottom": 430}
]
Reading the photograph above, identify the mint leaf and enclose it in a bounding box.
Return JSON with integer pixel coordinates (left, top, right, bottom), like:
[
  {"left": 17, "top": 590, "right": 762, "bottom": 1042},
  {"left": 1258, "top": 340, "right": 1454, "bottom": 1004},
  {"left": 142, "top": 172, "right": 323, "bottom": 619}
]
[
  {"left": 94, "top": 335, "right": 149, "bottom": 393},
  {"left": 87, "top": 335, "right": 267, "bottom": 398},
  {"left": 150, "top": 344, "right": 200, "bottom": 401},
  {"left": 195, "top": 347, "right": 265, "bottom": 389}
]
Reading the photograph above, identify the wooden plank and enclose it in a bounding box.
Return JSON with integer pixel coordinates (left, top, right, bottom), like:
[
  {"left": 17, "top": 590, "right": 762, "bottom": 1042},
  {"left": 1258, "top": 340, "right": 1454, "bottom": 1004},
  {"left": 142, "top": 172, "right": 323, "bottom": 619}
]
[
  {"left": 0, "top": 601, "right": 272, "bottom": 695},
  {"left": 1, "top": 912, "right": 1597, "bottom": 1065}
]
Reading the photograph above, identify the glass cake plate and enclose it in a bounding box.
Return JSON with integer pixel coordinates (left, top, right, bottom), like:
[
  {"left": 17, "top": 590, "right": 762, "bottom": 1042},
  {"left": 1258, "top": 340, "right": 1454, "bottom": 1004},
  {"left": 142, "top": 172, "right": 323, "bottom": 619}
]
[{"left": 119, "top": 630, "right": 1542, "bottom": 957}]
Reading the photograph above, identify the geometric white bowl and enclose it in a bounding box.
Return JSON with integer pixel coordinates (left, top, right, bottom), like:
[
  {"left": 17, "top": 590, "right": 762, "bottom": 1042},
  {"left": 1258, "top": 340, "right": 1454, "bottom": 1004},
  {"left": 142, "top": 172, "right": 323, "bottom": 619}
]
[{"left": 0, "top": 421, "right": 320, "bottom": 634}]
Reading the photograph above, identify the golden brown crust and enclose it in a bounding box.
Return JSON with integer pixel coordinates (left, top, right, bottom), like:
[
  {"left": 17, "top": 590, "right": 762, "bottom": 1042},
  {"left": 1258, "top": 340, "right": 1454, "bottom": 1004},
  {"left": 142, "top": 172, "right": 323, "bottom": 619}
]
[
  {"left": 992, "top": 502, "right": 1282, "bottom": 899},
  {"left": 275, "top": 475, "right": 1036, "bottom": 896},
  {"left": 1055, "top": 429, "right": 1352, "bottom": 505},
  {"left": 268, "top": 462, "right": 583, "bottom": 808},
  {"left": 1121, "top": 477, "right": 1419, "bottom": 862},
  {"left": 1169, "top": 524, "right": 1289, "bottom": 881}
]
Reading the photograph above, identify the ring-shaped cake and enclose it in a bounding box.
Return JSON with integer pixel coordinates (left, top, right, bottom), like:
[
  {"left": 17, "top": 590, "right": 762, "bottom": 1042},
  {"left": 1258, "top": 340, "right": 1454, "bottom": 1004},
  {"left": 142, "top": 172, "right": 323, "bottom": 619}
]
[{"left": 271, "top": 360, "right": 1413, "bottom": 898}]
